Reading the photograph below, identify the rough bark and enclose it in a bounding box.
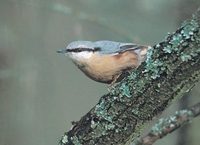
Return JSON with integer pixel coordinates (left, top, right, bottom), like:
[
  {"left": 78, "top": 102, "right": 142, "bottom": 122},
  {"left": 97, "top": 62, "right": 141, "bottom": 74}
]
[{"left": 59, "top": 8, "right": 200, "bottom": 145}]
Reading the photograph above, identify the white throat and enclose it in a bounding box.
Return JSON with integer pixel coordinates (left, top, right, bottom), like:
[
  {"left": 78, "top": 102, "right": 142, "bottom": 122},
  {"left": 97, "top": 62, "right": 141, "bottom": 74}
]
[{"left": 67, "top": 51, "right": 93, "bottom": 61}]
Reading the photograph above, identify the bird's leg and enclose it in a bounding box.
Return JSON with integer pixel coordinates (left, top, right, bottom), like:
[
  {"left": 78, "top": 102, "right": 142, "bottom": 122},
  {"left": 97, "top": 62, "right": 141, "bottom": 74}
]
[
  {"left": 107, "top": 70, "right": 132, "bottom": 90},
  {"left": 112, "top": 74, "right": 121, "bottom": 85},
  {"left": 107, "top": 74, "right": 121, "bottom": 91}
]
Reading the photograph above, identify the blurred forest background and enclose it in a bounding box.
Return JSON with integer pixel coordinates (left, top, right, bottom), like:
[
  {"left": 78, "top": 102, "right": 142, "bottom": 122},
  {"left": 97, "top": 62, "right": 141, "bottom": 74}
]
[{"left": 0, "top": 0, "right": 200, "bottom": 145}]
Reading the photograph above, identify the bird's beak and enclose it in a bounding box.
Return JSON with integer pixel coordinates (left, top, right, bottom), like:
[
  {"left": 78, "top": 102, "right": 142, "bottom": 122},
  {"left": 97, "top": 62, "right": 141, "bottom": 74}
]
[{"left": 57, "top": 48, "right": 67, "bottom": 54}]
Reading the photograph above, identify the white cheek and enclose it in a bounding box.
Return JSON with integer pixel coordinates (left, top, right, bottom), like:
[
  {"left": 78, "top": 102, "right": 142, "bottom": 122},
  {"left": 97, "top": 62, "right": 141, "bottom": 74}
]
[{"left": 68, "top": 52, "right": 93, "bottom": 60}]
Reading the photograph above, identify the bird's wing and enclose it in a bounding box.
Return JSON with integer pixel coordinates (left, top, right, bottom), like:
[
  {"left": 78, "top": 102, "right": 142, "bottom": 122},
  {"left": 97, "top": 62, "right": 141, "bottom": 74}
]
[
  {"left": 118, "top": 43, "right": 142, "bottom": 53},
  {"left": 94, "top": 41, "right": 143, "bottom": 55}
]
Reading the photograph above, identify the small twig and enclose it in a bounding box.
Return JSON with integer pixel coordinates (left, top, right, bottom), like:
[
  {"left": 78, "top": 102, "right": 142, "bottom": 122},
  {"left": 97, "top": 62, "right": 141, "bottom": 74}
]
[{"left": 133, "top": 102, "right": 200, "bottom": 145}]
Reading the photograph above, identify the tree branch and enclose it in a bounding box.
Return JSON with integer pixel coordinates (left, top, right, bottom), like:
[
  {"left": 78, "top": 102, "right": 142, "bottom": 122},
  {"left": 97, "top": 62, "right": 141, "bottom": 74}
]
[
  {"left": 133, "top": 102, "right": 200, "bottom": 145},
  {"left": 59, "top": 8, "right": 200, "bottom": 145}
]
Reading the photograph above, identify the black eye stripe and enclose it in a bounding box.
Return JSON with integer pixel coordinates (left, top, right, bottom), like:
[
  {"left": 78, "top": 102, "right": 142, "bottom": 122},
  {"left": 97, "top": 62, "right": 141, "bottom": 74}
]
[
  {"left": 94, "top": 47, "right": 101, "bottom": 51},
  {"left": 66, "top": 47, "right": 100, "bottom": 52}
]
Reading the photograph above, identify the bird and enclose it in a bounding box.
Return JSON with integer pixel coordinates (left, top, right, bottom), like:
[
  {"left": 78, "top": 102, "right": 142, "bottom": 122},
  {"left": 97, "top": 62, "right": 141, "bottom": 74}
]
[{"left": 57, "top": 40, "right": 148, "bottom": 84}]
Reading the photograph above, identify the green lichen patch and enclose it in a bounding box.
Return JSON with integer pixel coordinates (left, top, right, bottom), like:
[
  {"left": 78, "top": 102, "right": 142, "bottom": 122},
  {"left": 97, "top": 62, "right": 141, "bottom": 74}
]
[
  {"left": 143, "top": 46, "right": 167, "bottom": 79},
  {"left": 169, "top": 34, "right": 183, "bottom": 48},
  {"left": 94, "top": 99, "right": 113, "bottom": 122},
  {"left": 145, "top": 59, "right": 164, "bottom": 79},
  {"left": 135, "top": 78, "right": 146, "bottom": 90},
  {"left": 163, "top": 45, "right": 173, "bottom": 53},
  {"left": 180, "top": 53, "right": 192, "bottom": 62},
  {"left": 119, "top": 83, "right": 131, "bottom": 98},
  {"left": 60, "top": 135, "right": 69, "bottom": 144},
  {"left": 127, "top": 71, "right": 137, "bottom": 80},
  {"left": 71, "top": 135, "right": 82, "bottom": 145},
  {"left": 90, "top": 121, "right": 117, "bottom": 140},
  {"left": 145, "top": 46, "right": 154, "bottom": 64},
  {"left": 181, "top": 19, "right": 199, "bottom": 39}
]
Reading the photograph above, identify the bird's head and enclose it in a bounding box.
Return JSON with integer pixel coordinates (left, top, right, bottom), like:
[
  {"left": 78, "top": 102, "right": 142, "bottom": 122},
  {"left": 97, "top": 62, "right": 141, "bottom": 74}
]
[{"left": 57, "top": 41, "right": 100, "bottom": 61}]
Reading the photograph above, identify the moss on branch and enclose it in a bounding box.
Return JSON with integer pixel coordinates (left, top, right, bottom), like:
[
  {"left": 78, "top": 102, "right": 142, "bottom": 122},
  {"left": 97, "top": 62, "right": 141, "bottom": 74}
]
[{"left": 59, "top": 8, "right": 200, "bottom": 145}]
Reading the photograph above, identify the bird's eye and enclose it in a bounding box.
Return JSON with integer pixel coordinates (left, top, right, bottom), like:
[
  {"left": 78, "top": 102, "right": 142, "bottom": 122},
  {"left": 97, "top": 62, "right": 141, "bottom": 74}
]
[
  {"left": 94, "top": 47, "right": 101, "bottom": 51},
  {"left": 75, "top": 48, "right": 82, "bottom": 52},
  {"left": 66, "top": 48, "right": 83, "bottom": 52}
]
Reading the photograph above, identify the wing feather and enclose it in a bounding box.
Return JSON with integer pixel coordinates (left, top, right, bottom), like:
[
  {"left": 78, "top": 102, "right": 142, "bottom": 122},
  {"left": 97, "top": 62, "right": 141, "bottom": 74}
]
[{"left": 94, "top": 41, "right": 143, "bottom": 55}]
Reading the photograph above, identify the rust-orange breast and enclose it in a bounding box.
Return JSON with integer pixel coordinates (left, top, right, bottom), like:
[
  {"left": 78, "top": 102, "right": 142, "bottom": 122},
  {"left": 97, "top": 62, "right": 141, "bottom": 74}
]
[{"left": 75, "top": 50, "right": 143, "bottom": 83}]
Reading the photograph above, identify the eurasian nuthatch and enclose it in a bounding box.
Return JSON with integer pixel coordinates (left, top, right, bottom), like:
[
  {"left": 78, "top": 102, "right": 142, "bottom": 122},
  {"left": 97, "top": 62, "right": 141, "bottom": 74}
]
[{"left": 57, "top": 41, "right": 148, "bottom": 84}]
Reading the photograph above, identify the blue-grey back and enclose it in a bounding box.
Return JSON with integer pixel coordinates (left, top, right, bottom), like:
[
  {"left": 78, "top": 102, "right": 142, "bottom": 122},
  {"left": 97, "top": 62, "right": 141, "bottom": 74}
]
[{"left": 94, "top": 41, "right": 138, "bottom": 54}]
